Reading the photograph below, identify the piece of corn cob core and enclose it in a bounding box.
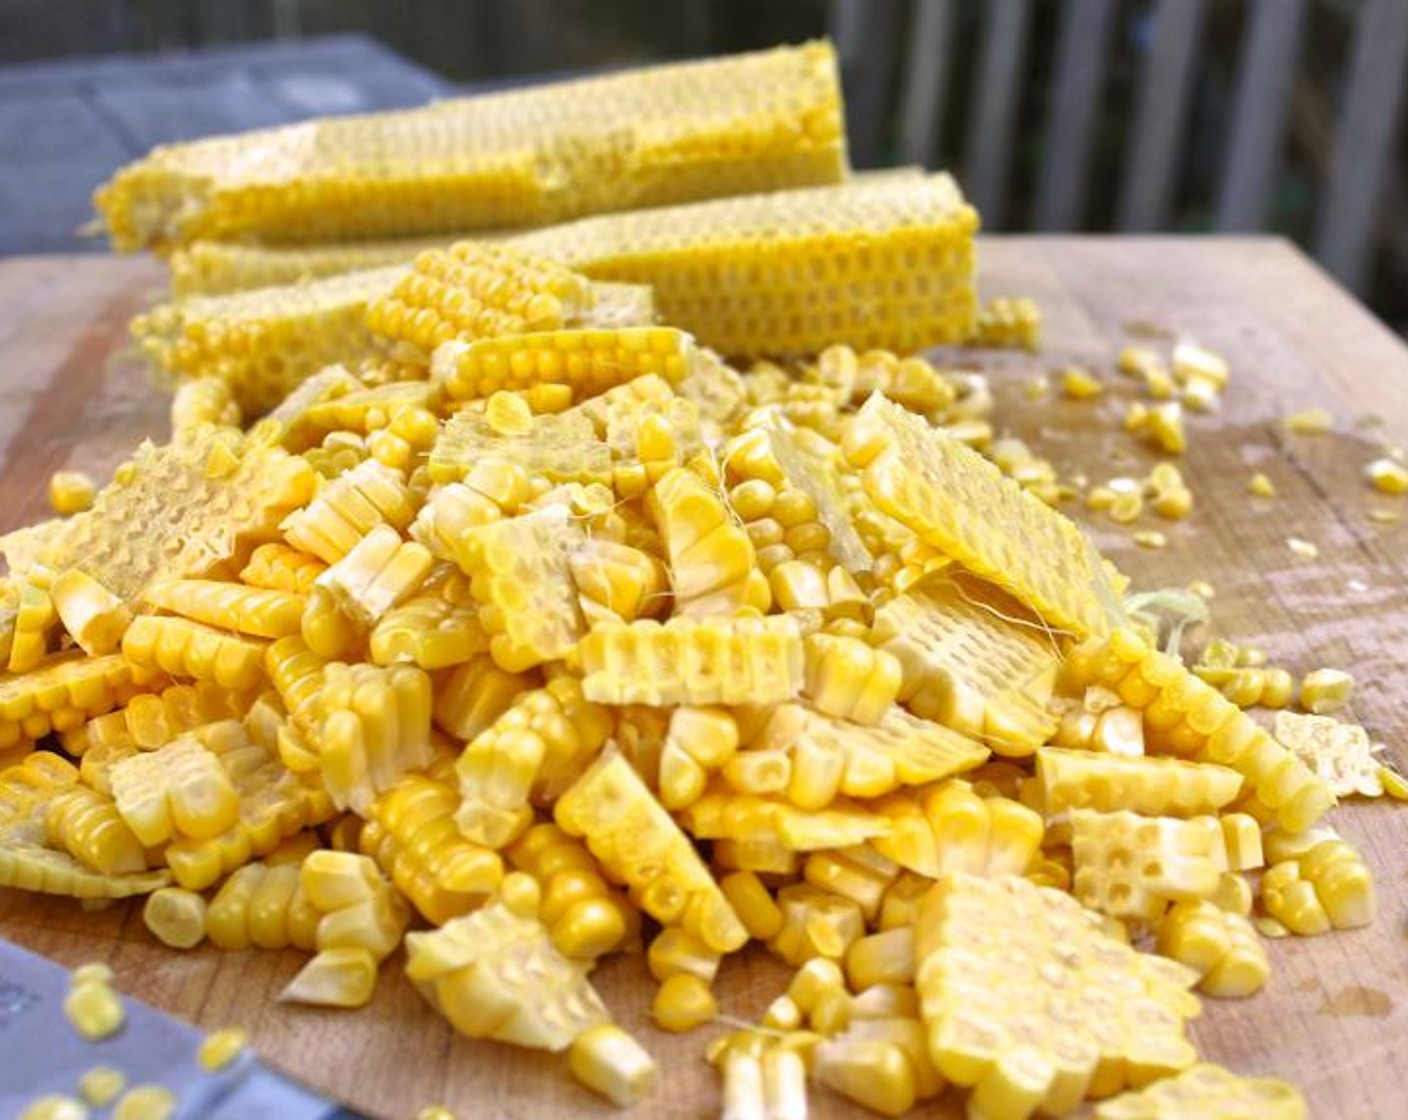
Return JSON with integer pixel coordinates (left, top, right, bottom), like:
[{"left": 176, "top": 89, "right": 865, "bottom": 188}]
[
  {"left": 506, "top": 174, "right": 979, "bottom": 356},
  {"left": 95, "top": 42, "right": 844, "bottom": 251}
]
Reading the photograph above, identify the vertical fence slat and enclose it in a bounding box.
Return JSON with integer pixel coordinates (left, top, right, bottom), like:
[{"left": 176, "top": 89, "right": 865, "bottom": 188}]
[
  {"left": 961, "top": 0, "right": 1033, "bottom": 228},
  {"left": 1314, "top": 0, "right": 1408, "bottom": 292},
  {"left": 1215, "top": 0, "right": 1306, "bottom": 231},
  {"left": 1034, "top": 0, "right": 1115, "bottom": 231},
  {"left": 897, "top": 0, "right": 955, "bottom": 168},
  {"left": 1117, "top": 0, "right": 1205, "bottom": 232}
]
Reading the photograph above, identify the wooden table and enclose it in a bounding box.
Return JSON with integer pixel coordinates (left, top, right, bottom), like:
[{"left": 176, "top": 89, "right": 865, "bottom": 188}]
[{"left": 2, "top": 237, "right": 1406, "bottom": 1119}]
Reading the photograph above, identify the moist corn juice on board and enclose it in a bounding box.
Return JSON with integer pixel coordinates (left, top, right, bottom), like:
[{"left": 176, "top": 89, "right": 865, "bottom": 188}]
[{"left": 4, "top": 37, "right": 1388, "bottom": 1120}]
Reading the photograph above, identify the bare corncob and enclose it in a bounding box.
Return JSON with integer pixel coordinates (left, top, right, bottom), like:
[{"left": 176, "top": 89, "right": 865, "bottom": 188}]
[
  {"left": 97, "top": 42, "right": 843, "bottom": 251},
  {"left": 170, "top": 236, "right": 457, "bottom": 297},
  {"left": 505, "top": 174, "right": 978, "bottom": 355},
  {"left": 130, "top": 266, "right": 406, "bottom": 416}
]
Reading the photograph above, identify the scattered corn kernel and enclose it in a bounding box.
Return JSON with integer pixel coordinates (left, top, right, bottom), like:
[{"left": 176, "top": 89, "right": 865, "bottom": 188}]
[
  {"left": 1283, "top": 408, "right": 1332, "bottom": 435},
  {"left": 64, "top": 975, "right": 125, "bottom": 1041},
  {"left": 1365, "top": 457, "right": 1408, "bottom": 494},
  {"left": 78, "top": 1067, "right": 126, "bottom": 1107},
  {"left": 1059, "top": 366, "right": 1102, "bottom": 399},
  {"left": 197, "top": 1027, "right": 250, "bottom": 1072},
  {"left": 18, "top": 1096, "right": 89, "bottom": 1120},
  {"left": 1299, "top": 668, "right": 1353, "bottom": 714},
  {"left": 569, "top": 1024, "right": 658, "bottom": 1107},
  {"left": 1287, "top": 537, "right": 1318, "bottom": 559},
  {"left": 652, "top": 973, "right": 718, "bottom": 1033},
  {"left": 112, "top": 1085, "right": 176, "bottom": 1120},
  {"left": 50, "top": 470, "right": 97, "bottom": 515},
  {"left": 1248, "top": 472, "right": 1276, "bottom": 498}
]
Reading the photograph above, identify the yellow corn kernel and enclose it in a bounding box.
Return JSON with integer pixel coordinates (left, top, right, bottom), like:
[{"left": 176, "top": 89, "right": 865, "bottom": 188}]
[
  {"left": 432, "top": 655, "right": 527, "bottom": 741},
  {"left": 1365, "top": 456, "right": 1408, "bottom": 494},
  {"left": 657, "top": 705, "right": 739, "bottom": 810},
  {"left": 205, "top": 862, "right": 316, "bottom": 951},
  {"left": 1059, "top": 366, "right": 1103, "bottom": 399},
  {"left": 50, "top": 570, "right": 131, "bottom": 656},
  {"left": 1248, "top": 472, "right": 1276, "bottom": 499},
  {"left": 122, "top": 614, "right": 265, "bottom": 690},
  {"left": 64, "top": 976, "right": 125, "bottom": 1041},
  {"left": 555, "top": 752, "right": 747, "bottom": 953},
  {"left": 78, "top": 1066, "right": 127, "bottom": 1107},
  {"left": 845, "top": 926, "right": 915, "bottom": 991},
  {"left": 110, "top": 735, "right": 240, "bottom": 846},
  {"left": 111, "top": 1085, "right": 176, "bottom": 1120},
  {"left": 579, "top": 615, "right": 804, "bottom": 708},
  {"left": 8, "top": 583, "right": 56, "bottom": 673},
  {"left": 1265, "top": 837, "right": 1374, "bottom": 933},
  {"left": 1095, "top": 1063, "right": 1305, "bottom": 1120},
  {"left": 1156, "top": 899, "right": 1268, "bottom": 998},
  {"left": 44, "top": 784, "right": 148, "bottom": 876},
  {"left": 1299, "top": 668, "right": 1353, "bottom": 714},
  {"left": 240, "top": 542, "right": 326, "bottom": 595},
  {"left": 49, "top": 470, "right": 96, "bottom": 516},
  {"left": 69, "top": 963, "right": 113, "bottom": 987},
  {"left": 787, "top": 958, "right": 846, "bottom": 1018},
  {"left": 313, "top": 523, "right": 434, "bottom": 630},
  {"left": 804, "top": 846, "right": 900, "bottom": 921},
  {"left": 815, "top": 1036, "right": 917, "bottom": 1118},
  {"left": 1284, "top": 408, "right": 1332, "bottom": 435},
  {"left": 281, "top": 947, "right": 380, "bottom": 1009},
  {"left": 850, "top": 985, "right": 919, "bottom": 1023},
  {"left": 415, "top": 1108, "right": 456, "bottom": 1120},
  {"left": 648, "top": 465, "right": 764, "bottom": 616},
  {"left": 282, "top": 460, "right": 416, "bottom": 566},
  {"left": 369, "top": 596, "right": 485, "bottom": 670},
  {"left": 145, "top": 580, "right": 304, "bottom": 639},
  {"left": 762, "top": 995, "right": 804, "bottom": 1032},
  {"left": 652, "top": 973, "right": 718, "bottom": 1032},
  {"left": 18, "top": 1095, "right": 89, "bottom": 1120},
  {"left": 719, "top": 870, "right": 783, "bottom": 941},
  {"left": 969, "top": 296, "right": 1041, "bottom": 351},
  {"left": 456, "top": 677, "right": 612, "bottom": 849},
  {"left": 197, "top": 1027, "right": 249, "bottom": 1072},
  {"left": 1380, "top": 766, "right": 1408, "bottom": 801},
  {"left": 1062, "top": 628, "right": 1335, "bottom": 832},
  {"left": 802, "top": 633, "right": 902, "bottom": 726},
  {"left": 1218, "top": 814, "right": 1264, "bottom": 872},
  {"left": 569, "top": 1024, "right": 658, "bottom": 1107},
  {"left": 404, "top": 874, "right": 609, "bottom": 1051},
  {"left": 647, "top": 927, "right": 721, "bottom": 984},
  {"left": 143, "top": 887, "right": 208, "bottom": 949},
  {"left": 769, "top": 883, "right": 865, "bottom": 967}
]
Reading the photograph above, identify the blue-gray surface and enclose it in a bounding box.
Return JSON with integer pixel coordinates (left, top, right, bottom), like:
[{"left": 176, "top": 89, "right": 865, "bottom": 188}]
[
  {"left": 0, "top": 34, "right": 454, "bottom": 256},
  {"left": 0, "top": 937, "right": 358, "bottom": 1119}
]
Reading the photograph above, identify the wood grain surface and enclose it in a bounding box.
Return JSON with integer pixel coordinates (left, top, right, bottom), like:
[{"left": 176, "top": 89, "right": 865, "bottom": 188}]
[{"left": 1, "top": 237, "right": 1406, "bottom": 1119}]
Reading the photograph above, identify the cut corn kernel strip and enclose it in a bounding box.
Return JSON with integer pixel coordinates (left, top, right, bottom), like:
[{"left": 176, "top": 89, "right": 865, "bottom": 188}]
[
  {"left": 555, "top": 751, "right": 748, "bottom": 953},
  {"left": 1036, "top": 748, "right": 1243, "bottom": 818},
  {"left": 1093, "top": 1062, "right": 1305, "bottom": 1120}
]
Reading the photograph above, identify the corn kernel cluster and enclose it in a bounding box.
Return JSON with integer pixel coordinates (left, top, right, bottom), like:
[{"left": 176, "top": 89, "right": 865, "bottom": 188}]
[{"left": 13, "top": 39, "right": 1407, "bottom": 1120}]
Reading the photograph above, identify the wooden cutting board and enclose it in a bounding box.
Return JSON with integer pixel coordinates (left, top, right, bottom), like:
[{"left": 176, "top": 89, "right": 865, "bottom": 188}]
[{"left": 2, "top": 238, "right": 1406, "bottom": 1119}]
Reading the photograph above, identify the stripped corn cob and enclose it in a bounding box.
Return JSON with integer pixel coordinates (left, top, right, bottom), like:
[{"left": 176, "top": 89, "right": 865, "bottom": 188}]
[
  {"left": 1071, "top": 809, "right": 1225, "bottom": 923},
  {"left": 848, "top": 394, "right": 1119, "bottom": 638},
  {"left": 99, "top": 43, "right": 843, "bottom": 251},
  {"left": 916, "top": 874, "right": 1200, "bottom": 1117},
  {"left": 9, "top": 429, "right": 315, "bottom": 604},
  {"left": 1093, "top": 1063, "right": 1305, "bottom": 1120},
  {"left": 131, "top": 267, "right": 406, "bottom": 416},
  {"left": 507, "top": 174, "right": 977, "bottom": 355},
  {"left": 873, "top": 573, "right": 1060, "bottom": 755},
  {"left": 428, "top": 407, "right": 611, "bottom": 488},
  {"left": 171, "top": 236, "right": 455, "bottom": 297}
]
